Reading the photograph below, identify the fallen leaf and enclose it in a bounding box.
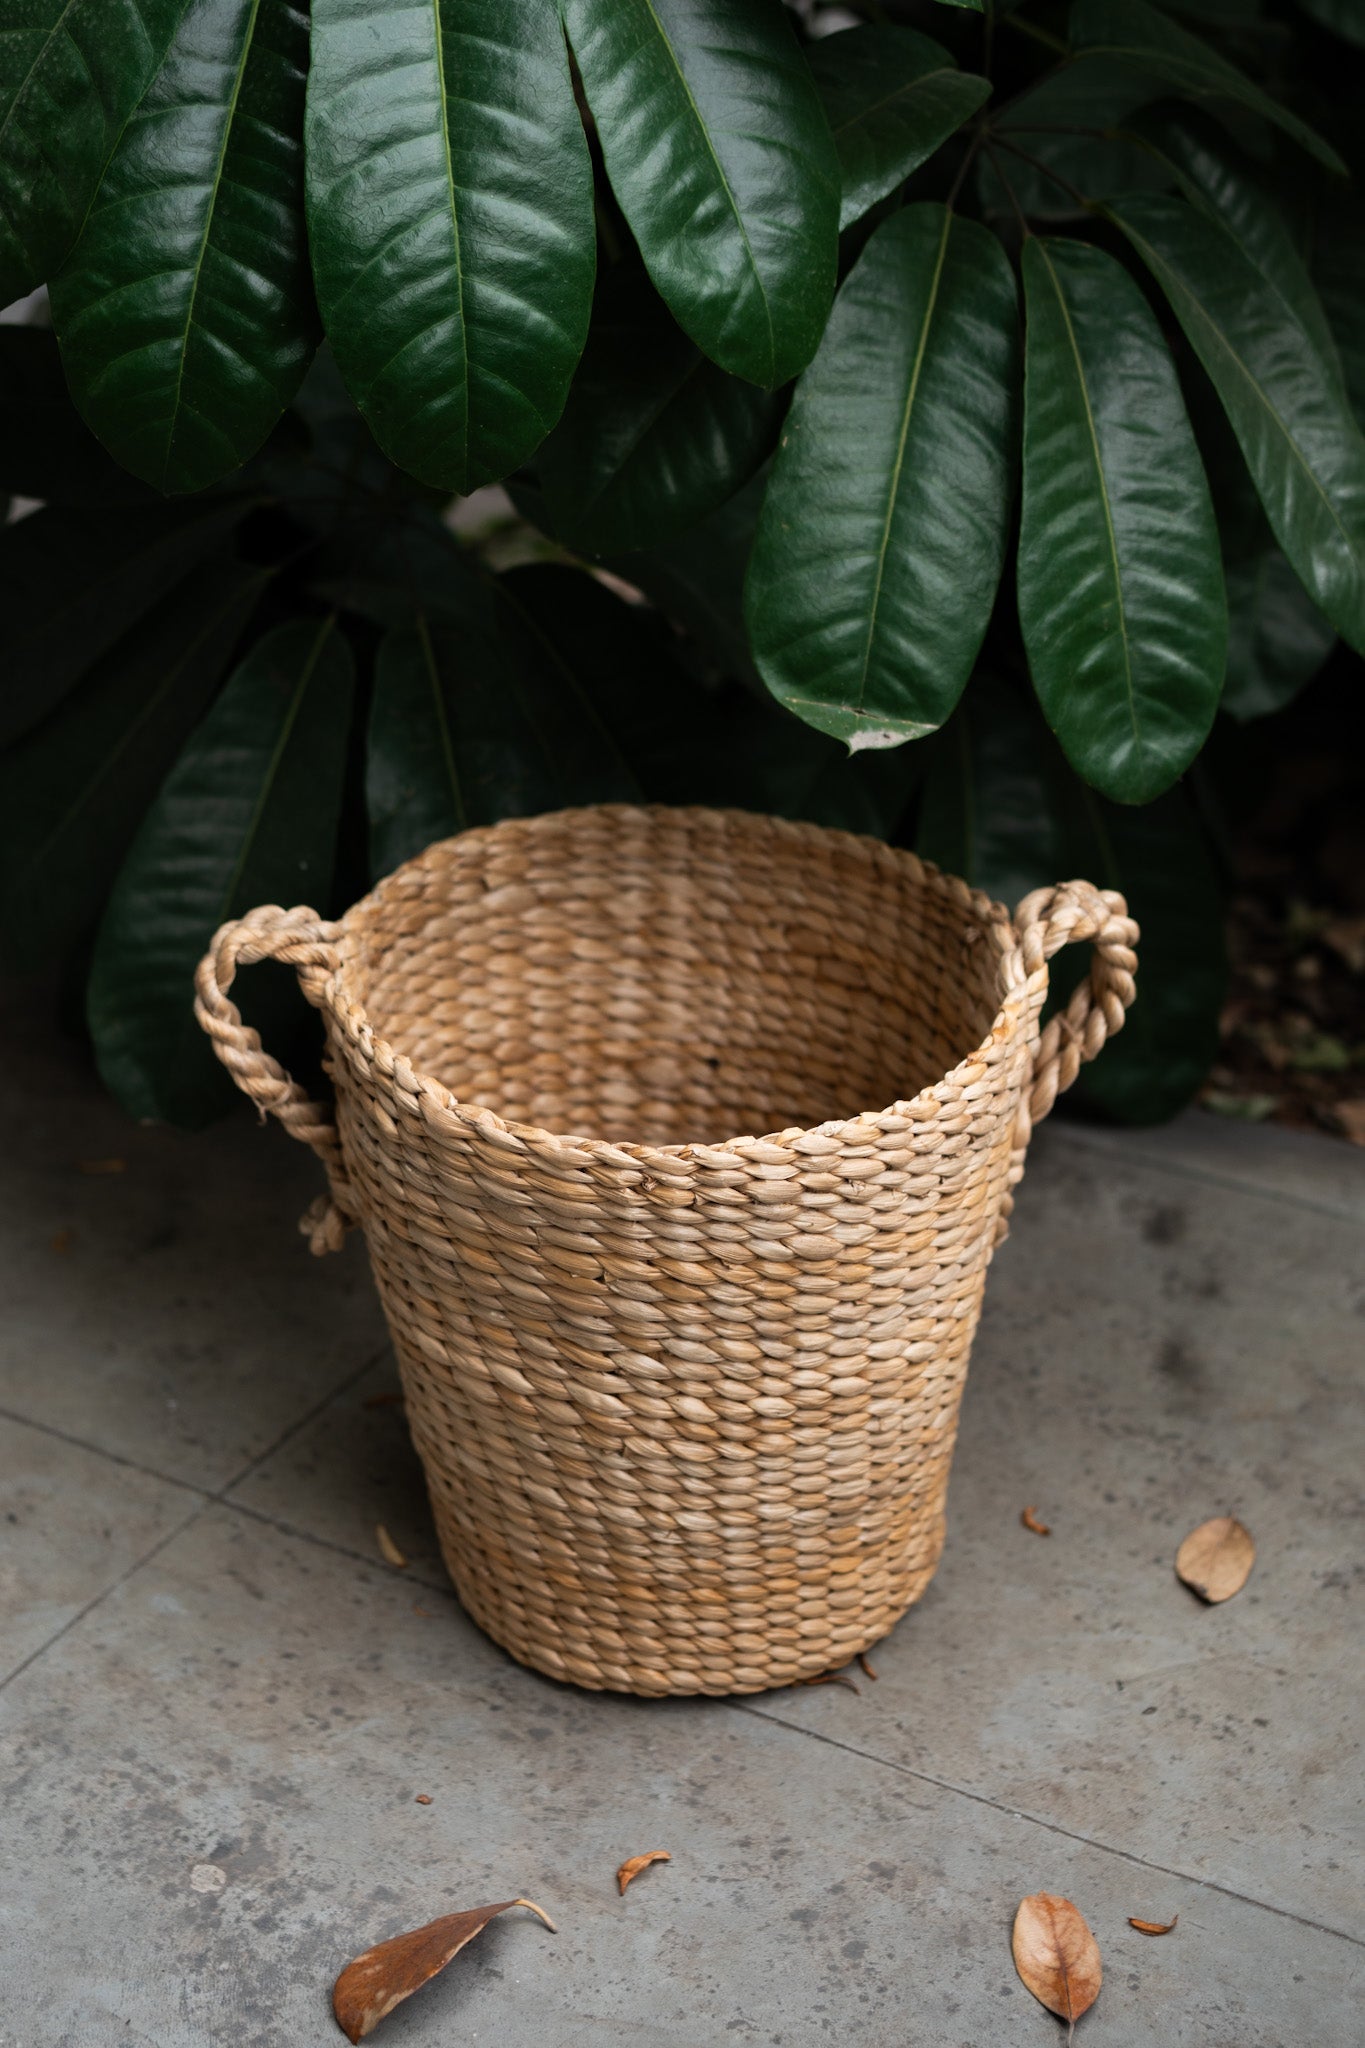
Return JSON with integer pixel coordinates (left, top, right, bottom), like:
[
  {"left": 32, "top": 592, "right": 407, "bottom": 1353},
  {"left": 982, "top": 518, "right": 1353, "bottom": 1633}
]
[
  {"left": 800, "top": 1669, "right": 859, "bottom": 1694},
  {"left": 1021, "top": 1505, "right": 1051, "bottom": 1536},
  {"left": 1335, "top": 1099, "right": 1365, "bottom": 1147},
  {"left": 1128, "top": 1914, "right": 1178, "bottom": 1935},
  {"left": 616, "top": 1850, "right": 671, "bottom": 1895},
  {"left": 1012, "top": 1894, "right": 1102, "bottom": 2036},
  {"left": 50, "top": 1229, "right": 73, "bottom": 1253},
  {"left": 333, "top": 1898, "right": 555, "bottom": 2042},
  {"left": 856, "top": 1651, "right": 879, "bottom": 1681},
  {"left": 414, "top": 1795, "right": 432, "bottom": 1806},
  {"left": 375, "top": 1525, "right": 407, "bottom": 1569},
  {"left": 362, "top": 1391, "right": 404, "bottom": 1410},
  {"left": 1175, "top": 1516, "right": 1255, "bottom": 1603},
  {"left": 77, "top": 1157, "right": 126, "bottom": 1175},
  {"left": 412, "top": 1604, "right": 432, "bottom": 1618}
]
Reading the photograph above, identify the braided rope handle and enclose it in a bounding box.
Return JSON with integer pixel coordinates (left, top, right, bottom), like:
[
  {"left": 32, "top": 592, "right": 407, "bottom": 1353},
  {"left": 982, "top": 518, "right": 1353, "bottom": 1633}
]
[
  {"left": 193, "top": 905, "right": 355, "bottom": 1255},
  {"left": 1013, "top": 879, "right": 1140, "bottom": 1130}
]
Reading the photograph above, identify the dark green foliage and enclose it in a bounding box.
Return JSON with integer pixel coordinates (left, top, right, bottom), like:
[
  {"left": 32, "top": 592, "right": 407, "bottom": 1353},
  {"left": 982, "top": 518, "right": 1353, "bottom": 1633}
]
[{"left": 2, "top": 0, "right": 1359, "bottom": 1130}]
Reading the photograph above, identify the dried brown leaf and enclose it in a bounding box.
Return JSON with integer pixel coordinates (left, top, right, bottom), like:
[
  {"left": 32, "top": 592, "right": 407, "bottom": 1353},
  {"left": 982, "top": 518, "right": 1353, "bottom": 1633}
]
[
  {"left": 362, "top": 1391, "right": 404, "bottom": 1410},
  {"left": 856, "top": 1651, "right": 879, "bottom": 1681},
  {"left": 616, "top": 1850, "right": 671, "bottom": 1895},
  {"left": 800, "top": 1669, "right": 860, "bottom": 1693},
  {"left": 1128, "top": 1914, "right": 1178, "bottom": 1935},
  {"left": 413, "top": 1794, "right": 432, "bottom": 1806},
  {"left": 1335, "top": 1099, "right": 1365, "bottom": 1147},
  {"left": 332, "top": 1898, "right": 555, "bottom": 2042},
  {"left": 1012, "top": 1894, "right": 1102, "bottom": 2035},
  {"left": 1175, "top": 1516, "right": 1255, "bottom": 1603},
  {"left": 1021, "top": 1505, "right": 1051, "bottom": 1536},
  {"left": 77, "top": 1157, "right": 125, "bottom": 1175},
  {"left": 375, "top": 1524, "right": 407, "bottom": 1569}
]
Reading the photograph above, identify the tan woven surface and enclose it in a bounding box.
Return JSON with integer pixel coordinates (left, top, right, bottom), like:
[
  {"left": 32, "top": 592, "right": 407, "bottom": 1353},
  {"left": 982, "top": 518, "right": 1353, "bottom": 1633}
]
[{"left": 195, "top": 806, "right": 1138, "bottom": 1695}]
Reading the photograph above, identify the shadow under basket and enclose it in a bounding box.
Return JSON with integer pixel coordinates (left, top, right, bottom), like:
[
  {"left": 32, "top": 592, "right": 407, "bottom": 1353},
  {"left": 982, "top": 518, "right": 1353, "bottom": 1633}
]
[{"left": 196, "top": 806, "right": 1139, "bottom": 1696}]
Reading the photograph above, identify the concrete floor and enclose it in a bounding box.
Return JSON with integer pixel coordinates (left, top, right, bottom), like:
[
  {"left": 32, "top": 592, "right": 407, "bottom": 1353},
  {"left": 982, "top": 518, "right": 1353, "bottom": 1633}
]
[{"left": 2, "top": 1006, "right": 1362, "bottom": 2047}]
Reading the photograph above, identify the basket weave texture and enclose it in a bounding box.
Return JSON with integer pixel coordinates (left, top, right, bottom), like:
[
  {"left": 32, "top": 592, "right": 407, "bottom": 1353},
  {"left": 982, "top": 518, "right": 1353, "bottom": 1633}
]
[{"left": 196, "top": 806, "right": 1138, "bottom": 1696}]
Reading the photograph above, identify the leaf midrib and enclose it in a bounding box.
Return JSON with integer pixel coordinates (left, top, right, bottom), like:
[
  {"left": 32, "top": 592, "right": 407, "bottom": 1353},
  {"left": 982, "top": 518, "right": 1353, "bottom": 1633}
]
[
  {"left": 220, "top": 613, "right": 337, "bottom": 920},
  {"left": 1118, "top": 214, "right": 1362, "bottom": 563},
  {"left": 415, "top": 610, "right": 467, "bottom": 832},
  {"left": 1034, "top": 240, "right": 1141, "bottom": 756},
  {"left": 829, "top": 65, "right": 962, "bottom": 139},
  {"left": 161, "top": 0, "right": 263, "bottom": 490},
  {"left": 853, "top": 206, "right": 952, "bottom": 720},
  {"left": 639, "top": 0, "right": 777, "bottom": 382},
  {"left": 430, "top": 0, "right": 470, "bottom": 477}
]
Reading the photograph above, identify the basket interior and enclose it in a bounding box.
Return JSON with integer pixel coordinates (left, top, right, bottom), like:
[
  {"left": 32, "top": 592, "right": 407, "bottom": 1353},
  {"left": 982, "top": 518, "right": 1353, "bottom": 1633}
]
[{"left": 344, "top": 811, "right": 1008, "bottom": 1148}]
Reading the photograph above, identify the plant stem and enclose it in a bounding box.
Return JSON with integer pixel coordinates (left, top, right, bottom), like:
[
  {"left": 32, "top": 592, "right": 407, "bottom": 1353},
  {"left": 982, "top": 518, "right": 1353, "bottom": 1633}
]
[
  {"left": 993, "top": 133, "right": 1093, "bottom": 213},
  {"left": 985, "top": 140, "right": 1032, "bottom": 242},
  {"left": 946, "top": 121, "right": 989, "bottom": 210}
]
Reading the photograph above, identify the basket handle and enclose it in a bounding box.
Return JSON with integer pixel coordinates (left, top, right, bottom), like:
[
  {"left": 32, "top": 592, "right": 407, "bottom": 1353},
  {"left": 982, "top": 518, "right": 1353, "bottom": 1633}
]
[
  {"left": 193, "top": 905, "right": 355, "bottom": 1255},
  {"left": 1012, "top": 880, "right": 1140, "bottom": 1129}
]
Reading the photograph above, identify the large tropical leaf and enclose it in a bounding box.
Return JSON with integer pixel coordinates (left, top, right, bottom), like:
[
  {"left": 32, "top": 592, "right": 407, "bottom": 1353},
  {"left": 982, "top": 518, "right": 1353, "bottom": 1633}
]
[
  {"left": 917, "top": 672, "right": 1225, "bottom": 1123},
  {"left": 1313, "top": 197, "right": 1365, "bottom": 427},
  {"left": 49, "top": 0, "right": 316, "bottom": 494},
  {"left": 1017, "top": 236, "right": 1226, "bottom": 804},
  {"left": 1110, "top": 192, "right": 1365, "bottom": 654},
  {"left": 1296, "top": 0, "right": 1365, "bottom": 45},
  {"left": 367, "top": 573, "right": 647, "bottom": 877},
  {"left": 306, "top": 0, "right": 594, "bottom": 493},
  {"left": 0, "top": 496, "right": 251, "bottom": 744},
  {"left": 602, "top": 469, "right": 769, "bottom": 690},
  {"left": 984, "top": 58, "right": 1164, "bottom": 222},
  {"left": 0, "top": 0, "right": 188, "bottom": 306},
  {"left": 916, "top": 675, "right": 1068, "bottom": 912},
  {"left": 746, "top": 203, "right": 1018, "bottom": 751},
  {"left": 0, "top": 561, "right": 266, "bottom": 967},
  {"left": 535, "top": 266, "right": 782, "bottom": 556},
  {"left": 1222, "top": 547, "right": 1337, "bottom": 719},
  {"left": 87, "top": 616, "right": 356, "bottom": 1125},
  {"left": 1122, "top": 106, "right": 1344, "bottom": 390},
  {"left": 1070, "top": 0, "right": 1346, "bottom": 172},
  {"left": 805, "top": 24, "right": 990, "bottom": 231},
  {"left": 560, "top": 0, "right": 839, "bottom": 388},
  {"left": 0, "top": 326, "right": 157, "bottom": 505}
]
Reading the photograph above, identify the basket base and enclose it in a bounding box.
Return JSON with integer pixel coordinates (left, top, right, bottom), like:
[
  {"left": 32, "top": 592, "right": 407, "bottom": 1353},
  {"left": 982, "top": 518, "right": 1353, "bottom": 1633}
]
[{"left": 429, "top": 1512, "right": 948, "bottom": 1698}]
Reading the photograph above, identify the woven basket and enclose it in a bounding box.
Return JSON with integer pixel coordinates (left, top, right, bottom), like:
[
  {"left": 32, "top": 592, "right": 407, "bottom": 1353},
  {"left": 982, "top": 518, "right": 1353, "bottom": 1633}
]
[{"left": 195, "top": 806, "right": 1138, "bottom": 1696}]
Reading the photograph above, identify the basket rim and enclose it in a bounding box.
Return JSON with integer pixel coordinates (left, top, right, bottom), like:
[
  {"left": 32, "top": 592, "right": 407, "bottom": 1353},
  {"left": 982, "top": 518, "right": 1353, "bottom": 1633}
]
[{"left": 319, "top": 805, "right": 1042, "bottom": 1166}]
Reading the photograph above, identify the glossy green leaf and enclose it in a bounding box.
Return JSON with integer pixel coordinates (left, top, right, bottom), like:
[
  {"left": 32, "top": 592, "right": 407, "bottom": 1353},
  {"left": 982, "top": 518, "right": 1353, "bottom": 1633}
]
[
  {"left": 1313, "top": 198, "right": 1365, "bottom": 427},
  {"left": 1122, "top": 106, "right": 1344, "bottom": 390},
  {"left": 1296, "top": 0, "right": 1365, "bottom": 45},
  {"left": 1110, "top": 191, "right": 1365, "bottom": 655},
  {"left": 0, "top": 326, "right": 158, "bottom": 504},
  {"left": 367, "top": 575, "right": 646, "bottom": 877},
  {"left": 746, "top": 203, "right": 1018, "bottom": 751},
  {"left": 1070, "top": 0, "right": 1346, "bottom": 173},
  {"left": 918, "top": 673, "right": 1225, "bottom": 1122},
  {"left": 561, "top": 0, "right": 839, "bottom": 387},
  {"left": 0, "top": 496, "right": 251, "bottom": 744},
  {"left": 984, "top": 59, "right": 1169, "bottom": 222},
  {"left": 1222, "top": 546, "right": 1336, "bottom": 719},
  {"left": 916, "top": 674, "right": 1068, "bottom": 912},
  {"left": 306, "top": 0, "right": 594, "bottom": 493},
  {"left": 49, "top": 0, "right": 316, "bottom": 494},
  {"left": 0, "top": 561, "right": 266, "bottom": 968},
  {"left": 805, "top": 25, "right": 990, "bottom": 231},
  {"left": 0, "top": 0, "right": 187, "bottom": 305},
  {"left": 1057, "top": 779, "right": 1226, "bottom": 1123},
  {"left": 1018, "top": 236, "right": 1226, "bottom": 803},
  {"left": 87, "top": 616, "right": 356, "bottom": 1125},
  {"left": 536, "top": 266, "right": 782, "bottom": 556},
  {"left": 601, "top": 469, "right": 768, "bottom": 689}
]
